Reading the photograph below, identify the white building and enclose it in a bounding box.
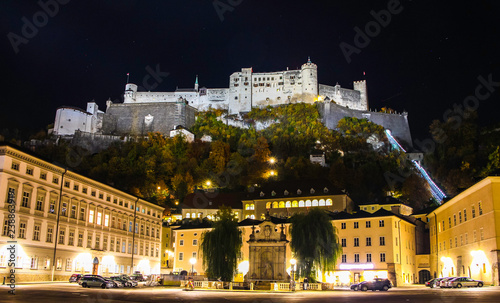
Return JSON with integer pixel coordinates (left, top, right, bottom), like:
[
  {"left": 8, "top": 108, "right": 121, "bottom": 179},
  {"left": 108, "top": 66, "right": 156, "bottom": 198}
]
[
  {"left": 0, "top": 144, "right": 164, "bottom": 282},
  {"left": 53, "top": 102, "right": 103, "bottom": 136}
]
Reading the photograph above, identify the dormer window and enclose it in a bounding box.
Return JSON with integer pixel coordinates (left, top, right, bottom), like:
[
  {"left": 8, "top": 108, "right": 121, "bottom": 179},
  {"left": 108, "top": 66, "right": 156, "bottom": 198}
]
[
  {"left": 260, "top": 191, "right": 265, "bottom": 197},
  {"left": 284, "top": 190, "right": 289, "bottom": 196},
  {"left": 324, "top": 187, "right": 329, "bottom": 193},
  {"left": 310, "top": 188, "right": 315, "bottom": 194},
  {"left": 297, "top": 189, "right": 302, "bottom": 195},
  {"left": 271, "top": 191, "right": 276, "bottom": 196}
]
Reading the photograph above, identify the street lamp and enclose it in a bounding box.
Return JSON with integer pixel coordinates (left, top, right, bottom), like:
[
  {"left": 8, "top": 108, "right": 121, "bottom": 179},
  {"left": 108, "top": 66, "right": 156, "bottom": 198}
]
[
  {"left": 189, "top": 257, "right": 197, "bottom": 276},
  {"left": 290, "top": 258, "right": 296, "bottom": 291},
  {"left": 268, "top": 157, "right": 276, "bottom": 165},
  {"left": 205, "top": 180, "right": 211, "bottom": 187}
]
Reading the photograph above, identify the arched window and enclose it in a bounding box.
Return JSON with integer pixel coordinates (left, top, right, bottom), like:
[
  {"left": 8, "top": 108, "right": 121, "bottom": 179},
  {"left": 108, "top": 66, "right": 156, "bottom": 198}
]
[
  {"left": 249, "top": 203, "right": 254, "bottom": 210},
  {"left": 186, "top": 213, "right": 190, "bottom": 218},
  {"left": 299, "top": 200, "right": 305, "bottom": 207},
  {"left": 279, "top": 201, "right": 285, "bottom": 208},
  {"left": 312, "top": 200, "right": 319, "bottom": 207},
  {"left": 266, "top": 202, "right": 272, "bottom": 209},
  {"left": 285, "top": 201, "right": 291, "bottom": 208},
  {"left": 319, "top": 199, "right": 325, "bottom": 206},
  {"left": 292, "top": 200, "right": 298, "bottom": 208},
  {"left": 305, "top": 200, "right": 312, "bottom": 207},
  {"left": 272, "top": 201, "right": 278, "bottom": 209},
  {"left": 326, "top": 199, "right": 333, "bottom": 206},
  {"left": 250, "top": 215, "right": 255, "bottom": 219}
]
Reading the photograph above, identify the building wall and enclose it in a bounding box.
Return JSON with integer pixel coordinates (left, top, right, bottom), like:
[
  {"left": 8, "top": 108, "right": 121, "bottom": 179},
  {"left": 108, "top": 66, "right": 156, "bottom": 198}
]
[
  {"left": 53, "top": 107, "right": 91, "bottom": 136},
  {"left": 0, "top": 145, "right": 164, "bottom": 281},
  {"left": 428, "top": 177, "right": 500, "bottom": 285}
]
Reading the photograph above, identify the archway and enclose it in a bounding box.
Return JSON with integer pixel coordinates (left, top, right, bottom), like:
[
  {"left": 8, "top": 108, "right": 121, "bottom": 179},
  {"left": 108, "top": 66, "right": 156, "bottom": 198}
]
[{"left": 418, "top": 270, "right": 431, "bottom": 284}]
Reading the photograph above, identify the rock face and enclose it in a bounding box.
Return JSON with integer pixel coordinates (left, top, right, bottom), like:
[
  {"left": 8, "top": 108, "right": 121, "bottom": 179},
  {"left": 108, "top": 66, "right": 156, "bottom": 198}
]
[{"left": 318, "top": 102, "right": 413, "bottom": 148}]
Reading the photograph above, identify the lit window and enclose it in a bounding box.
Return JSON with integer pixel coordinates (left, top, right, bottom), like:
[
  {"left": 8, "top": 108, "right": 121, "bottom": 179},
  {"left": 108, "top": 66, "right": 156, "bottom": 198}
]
[
  {"left": 305, "top": 200, "right": 311, "bottom": 207},
  {"left": 97, "top": 212, "right": 102, "bottom": 225},
  {"left": 326, "top": 199, "right": 333, "bottom": 206},
  {"left": 89, "top": 210, "right": 94, "bottom": 223},
  {"left": 298, "top": 200, "right": 305, "bottom": 207},
  {"left": 104, "top": 214, "right": 109, "bottom": 227}
]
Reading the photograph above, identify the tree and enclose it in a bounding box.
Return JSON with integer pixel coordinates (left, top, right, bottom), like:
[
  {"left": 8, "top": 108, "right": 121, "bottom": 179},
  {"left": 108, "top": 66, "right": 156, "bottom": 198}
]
[
  {"left": 200, "top": 206, "right": 242, "bottom": 281},
  {"left": 290, "top": 208, "right": 342, "bottom": 282}
]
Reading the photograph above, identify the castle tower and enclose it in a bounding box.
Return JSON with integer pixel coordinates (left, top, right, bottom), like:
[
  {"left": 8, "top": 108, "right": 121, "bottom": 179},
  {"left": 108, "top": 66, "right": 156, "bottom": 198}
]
[
  {"left": 353, "top": 80, "right": 368, "bottom": 110},
  {"left": 194, "top": 75, "right": 199, "bottom": 92},
  {"left": 124, "top": 83, "right": 138, "bottom": 103},
  {"left": 301, "top": 57, "right": 318, "bottom": 102}
]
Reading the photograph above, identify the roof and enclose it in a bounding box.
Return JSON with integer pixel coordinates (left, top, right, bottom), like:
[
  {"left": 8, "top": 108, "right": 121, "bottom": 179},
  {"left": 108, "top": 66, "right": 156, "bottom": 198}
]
[
  {"left": 359, "top": 196, "right": 406, "bottom": 206},
  {"left": 182, "top": 192, "right": 243, "bottom": 210},
  {"left": 243, "top": 179, "right": 343, "bottom": 200},
  {"left": 329, "top": 209, "right": 416, "bottom": 225},
  {"left": 57, "top": 105, "right": 92, "bottom": 115}
]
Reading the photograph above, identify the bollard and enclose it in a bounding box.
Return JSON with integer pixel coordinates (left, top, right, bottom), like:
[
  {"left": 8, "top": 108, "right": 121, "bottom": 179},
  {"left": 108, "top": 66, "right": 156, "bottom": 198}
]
[
  {"left": 250, "top": 282, "right": 253, "bottom": 291},
  {"left": 229, "top": 282, "right": 233, "bottom": 290}
]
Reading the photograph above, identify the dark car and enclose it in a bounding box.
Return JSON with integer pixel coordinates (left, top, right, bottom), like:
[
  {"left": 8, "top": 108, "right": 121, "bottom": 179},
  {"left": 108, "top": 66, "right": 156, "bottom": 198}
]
[
  {"left": 110, "top": 276, "right": 137, "bottom": 288},
  {"left": 69, "top": 274, "right": 82, "bottom": 283},
  {"left": 80, "top": 275, "right": 114, "bottom": 289},
  {"left": 352, "top": 278, "right": 392, "bottom": 291}
]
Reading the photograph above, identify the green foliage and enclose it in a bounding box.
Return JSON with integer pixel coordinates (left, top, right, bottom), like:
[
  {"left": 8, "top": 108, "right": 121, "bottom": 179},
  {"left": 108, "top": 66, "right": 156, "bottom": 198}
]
[
  {"left": 200, "top": 206, "right": 242, "bottom": 281},
  {"left": 290, "top": 208, "right": 342, "bottom": 281}
]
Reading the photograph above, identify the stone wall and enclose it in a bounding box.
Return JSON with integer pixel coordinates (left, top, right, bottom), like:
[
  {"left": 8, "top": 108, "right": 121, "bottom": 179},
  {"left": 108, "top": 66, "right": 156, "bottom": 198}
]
[
  {"left": 318, "top": 102, "right": 413, "bottom": 148},
  {"left": 101, "top": 102, "right": 197, "bottom": 136}
]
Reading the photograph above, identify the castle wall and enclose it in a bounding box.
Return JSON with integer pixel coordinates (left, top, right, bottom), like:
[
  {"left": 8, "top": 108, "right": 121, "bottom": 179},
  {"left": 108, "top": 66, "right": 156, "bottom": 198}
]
[
  {"left": 318, "top": 102, "right": 413, "bottom": 148},
  {"left": 195, "top": 88, "right": 229, "bottom": 111},
  {"left": 53, "top": 107, "right": 92, "bottom": 136},
  {"left": 319, "top": 84, "right": 367, "bottom": 111},
  {"left": 101, "top": 102, "right": 196, "bottom": 136}
]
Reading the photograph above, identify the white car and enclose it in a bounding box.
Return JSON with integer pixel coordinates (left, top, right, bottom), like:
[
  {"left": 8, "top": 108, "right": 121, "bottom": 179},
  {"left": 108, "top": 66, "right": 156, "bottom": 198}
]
[{"left": 448, "top": 277, "right": 484, "bottom": 288}]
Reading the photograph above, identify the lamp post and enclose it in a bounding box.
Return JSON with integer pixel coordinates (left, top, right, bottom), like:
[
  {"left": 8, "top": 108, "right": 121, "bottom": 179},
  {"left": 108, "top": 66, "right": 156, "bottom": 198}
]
[
  {"left": 189, "top": 257, "right": 197, "bottom": 276},
  {"left": 290, "top": 258, "right": 296, "bottom": 291}
]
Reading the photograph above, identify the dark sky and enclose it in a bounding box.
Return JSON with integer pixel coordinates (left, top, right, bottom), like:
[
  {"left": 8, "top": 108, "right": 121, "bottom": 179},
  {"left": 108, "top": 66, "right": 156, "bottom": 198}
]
[{"left": 1, "top": 0, "right": 499, "bottom": 141}]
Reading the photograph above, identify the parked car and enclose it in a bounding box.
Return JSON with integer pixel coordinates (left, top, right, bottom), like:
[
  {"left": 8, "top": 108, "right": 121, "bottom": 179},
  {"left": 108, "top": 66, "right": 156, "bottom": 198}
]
[
  {"left": 105, "top": 277, "right": 124, "bottom": 288},
  {"left": 447, "top": 277, "right": 484, "bottom": 288},
  {"left": 351, "top": 278, "right": 392, "bottom": 291},
  {"left": 69, "top": 274, "right": 82, "bottom": 283},
  {"left": 110, "top": 276, "right": 137, "bottom": 288},
  {"left": 130, "top": 272, "right": 146, "bottom": 282},
  {"left": 439, "top": 277, "right": 456, "bottom": 288},
  {"left": 80, "top": 275, "right": 114, "bottom": 289}
]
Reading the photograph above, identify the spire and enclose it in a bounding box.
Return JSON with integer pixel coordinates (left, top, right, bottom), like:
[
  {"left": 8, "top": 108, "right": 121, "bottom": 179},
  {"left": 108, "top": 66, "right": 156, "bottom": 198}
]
[
  {"left": 307, "top": 56, "right": 311, "bottom": 64},
  {"left": 194, "top": 75, "right": 199, "bottom": 91}
]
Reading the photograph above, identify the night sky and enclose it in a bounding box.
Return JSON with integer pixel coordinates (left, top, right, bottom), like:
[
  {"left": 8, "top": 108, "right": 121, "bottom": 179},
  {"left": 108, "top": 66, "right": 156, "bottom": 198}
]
[{"left": 1, "top": 0, "right": 499, "bottom": 141}]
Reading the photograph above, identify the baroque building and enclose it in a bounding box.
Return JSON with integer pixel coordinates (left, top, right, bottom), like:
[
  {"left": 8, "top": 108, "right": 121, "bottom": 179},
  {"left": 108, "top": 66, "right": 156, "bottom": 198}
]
[{"left": 0, "top": 144, "right": 164, "bottom": 281}]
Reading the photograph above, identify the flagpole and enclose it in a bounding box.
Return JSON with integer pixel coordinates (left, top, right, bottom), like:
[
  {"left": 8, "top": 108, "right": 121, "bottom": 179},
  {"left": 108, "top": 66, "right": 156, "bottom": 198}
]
[{"left": 126, "top": 73, "right": 130, "bottom": 83}]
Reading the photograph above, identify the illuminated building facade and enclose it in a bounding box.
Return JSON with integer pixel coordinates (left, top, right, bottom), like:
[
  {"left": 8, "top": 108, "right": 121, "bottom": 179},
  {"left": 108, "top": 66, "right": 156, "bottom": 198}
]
[
  {"left": 428, "top": 177, "right": 500, "bottom": 285},
  {"left": 0, "top": 144, "right": 163, "bottom": 281}
]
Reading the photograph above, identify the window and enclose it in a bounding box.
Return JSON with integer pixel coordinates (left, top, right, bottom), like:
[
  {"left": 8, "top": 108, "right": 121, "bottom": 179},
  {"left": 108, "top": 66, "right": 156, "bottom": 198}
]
[
  {"left": 354, "top": 237, "right": 359, "bottom": 247},
  {"left": 380, "top": 236, "right": 385, "bottom": 246},
  {"left": 53, "top": 177, "right": 59, "bottom": 184},
  {"left": 341, "top": 222, "right": 346, "bottom": 229},
  {"left": 11, "top": 162, "right": 19, "bottom": 170},
  {"left": 78, "top": 233, "right": 83, "bottom": 247},
  {"left": 449, "top": 217, "right": 452, "bottom": 228},
  {"left": 36, "top": 194, "right": 44, "bottom": 211},
  {"left": 60, "top": 202, "right": 68, "bottom": 216},
  {"left": 460, "top": 235, "right": 463, "bottom": 246},
  {"left": 40, "top": 172, "right": 47, "bottom": 180},
  {"left": 464, "top": 209, "right": 467, "bottom": 222},
  {"left": 472, "top": 205, "right": 476, "bottom": 218},
  {"left": 95, "top": 236, "right": 100, "bottom": 249},
  {"left": 71, "top": 205, "right": 76, "bottom": 219},
  {"left": 341, "top": 238, "right": 346, "bottom": 247},
  {"left": 68, "top": 231, "right": 74, "bottom": 246},
  {"left": 193, "top": 239, "right": 198, "bottom": 246},
  {"left": 380, "top": 253, "right": 386, "bottom": 262},
  {"left": 91, "top": 191, "right": 96, "bottom": 197},
  {"left": 2, "top": 219, "right": 8, "bottom": 237},
  {"left": 342, "top": 254, "right": 347, "bottom": 263},
  {"left": 379, "top": 220, "right": 385, "bottom": 227},
  {"left": 192, "top": 252, "right": 197, "bottom": 259},
  {"left": 103, "top": 237, "right": 108, "bottom": 251},
  {"left": 73, "top": 184, "right": 79, "bottom": 191},
  {"left": 480, "top": 228, "right": 484, "bottom": 240},
  {"left": 454, "top": 214, "right": 456, "bottom": 226},
  {"left": 26, "top": 167, "right": 33, "bottom": 175},
  {"left": 179, "top": 252, "right": 184, "bottom": 261},
  {"left": 478, "top": 202, "right": 483, "bottom": 215},
  {"left": 64, "top": 181, "right": 70, "bottom": 188},
  {"left": 110, "top": 238, "right": 115, "bottom": 252},
  {"left": 65, "top": 258, "right": 72, "bottom": 271},
  {"left": 354, "top": 222, "right": 359, "bottom": 229},
  {"left": 354, "top": 254, "right": 359, "bottom": 263},
  {"left": 79, "top": 208, "right": 85, "bottom": 220},
  {"left": 47, "top": 227, "right": 53, "bottom": 243},
  {"left": 19, "top": 222, "right": 26, "bottom": 239},
  {"left": 465, "top": 233, "right": 468, "bottom": 244},
  {"left": 135, "top": 223, "right": 138, "bottom": 234},
  {"left": 49, "top": 199, "right": 56, "bottom": 214},
  {"left": 179, "top": 240, "right": 184, "bottom": 246},
  {"left": 122, "top": 241, "right": 126, "bottom": 253},
  {"left": 367, "top": 253, "right": 372, "bottom": 262},
  {"left": 87, "top": 235, "right": 92, "bottom": 248},
  {"left": 366, "top": 237, "right": 372, "bottom": 246},
  {"left": 442, "top": 220, "right": 445, "bottom": 231},
  {"left": 22, "top": 191, "right": 30, "bottom": 208},
  {"left": 30, "top": 257, "right": 38, "bottom": 269},
  {"left": 366, "top": 221, "right": 371, "bottom": 228},
  {"left": 56, "top": 258, "right": 62, "bottom": 270},
  {"left": 58, "top": 230, "right": 65, "bottom": 244},
  {"left": 33, "top": 224, "right": 40, "bottom": 241},
  {"left": 89, "top": 210, "right": 94, "bottom": 223},
  {"left": 97, "top": 212, "right": 102, "bottom": 225}
]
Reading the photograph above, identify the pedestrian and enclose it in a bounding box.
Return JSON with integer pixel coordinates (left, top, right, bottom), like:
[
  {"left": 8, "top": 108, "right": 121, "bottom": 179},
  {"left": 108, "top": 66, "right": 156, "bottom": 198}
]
[{"left": 303, "top": 277, "right": 308, "bottom": 290}]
